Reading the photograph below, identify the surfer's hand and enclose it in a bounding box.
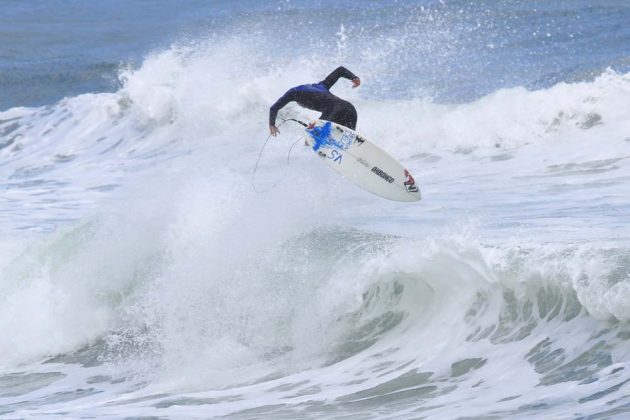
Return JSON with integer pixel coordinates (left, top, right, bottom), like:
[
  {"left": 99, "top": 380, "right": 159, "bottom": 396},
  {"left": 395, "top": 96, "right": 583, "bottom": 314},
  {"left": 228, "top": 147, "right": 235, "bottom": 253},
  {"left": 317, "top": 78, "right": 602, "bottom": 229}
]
[
  {"left": 352, "top": 77, "right": 361, "bottom": 88},
  {"left": 269, "top": 125, "right": 279, "bottom": 137}
]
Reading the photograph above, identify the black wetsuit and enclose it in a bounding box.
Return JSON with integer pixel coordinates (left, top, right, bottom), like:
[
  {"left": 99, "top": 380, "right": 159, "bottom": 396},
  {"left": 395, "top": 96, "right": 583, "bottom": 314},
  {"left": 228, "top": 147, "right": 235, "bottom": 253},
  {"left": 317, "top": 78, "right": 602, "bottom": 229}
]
[{"left": 269, "top": 66, "right": 358, "bottom": 130}]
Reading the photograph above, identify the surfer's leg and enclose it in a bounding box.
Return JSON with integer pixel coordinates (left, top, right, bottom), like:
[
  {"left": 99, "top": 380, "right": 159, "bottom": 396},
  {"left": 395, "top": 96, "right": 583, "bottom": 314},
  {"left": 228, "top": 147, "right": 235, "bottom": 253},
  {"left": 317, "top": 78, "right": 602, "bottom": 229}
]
[
  {"left": 320, "top": 106, "right": 335, "bottom": 122},
  {"left": 330, "top": 100, "right": 357, "bottom": 130}
]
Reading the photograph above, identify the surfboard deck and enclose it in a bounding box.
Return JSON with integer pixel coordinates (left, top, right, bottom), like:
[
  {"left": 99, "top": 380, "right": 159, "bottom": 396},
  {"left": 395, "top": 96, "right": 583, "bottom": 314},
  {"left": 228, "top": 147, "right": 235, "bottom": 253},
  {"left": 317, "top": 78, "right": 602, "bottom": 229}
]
[{"left": 304, "top": 120, "right": 421, "bottom": 202}]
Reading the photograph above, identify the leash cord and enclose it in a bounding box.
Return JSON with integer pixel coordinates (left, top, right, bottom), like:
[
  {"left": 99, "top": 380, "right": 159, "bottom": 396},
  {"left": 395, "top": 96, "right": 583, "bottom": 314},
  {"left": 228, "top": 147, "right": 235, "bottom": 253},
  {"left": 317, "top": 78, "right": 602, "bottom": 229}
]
[{"left": 251, "top": 118, "right": 307, "bottom": 193}]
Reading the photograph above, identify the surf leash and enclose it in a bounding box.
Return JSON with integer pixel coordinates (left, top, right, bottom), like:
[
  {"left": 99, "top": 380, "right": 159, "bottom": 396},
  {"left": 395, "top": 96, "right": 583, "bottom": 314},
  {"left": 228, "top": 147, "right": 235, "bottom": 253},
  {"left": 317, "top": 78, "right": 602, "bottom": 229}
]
[{"left": 251, "top": 118, "right": 307, "bottom": 194}]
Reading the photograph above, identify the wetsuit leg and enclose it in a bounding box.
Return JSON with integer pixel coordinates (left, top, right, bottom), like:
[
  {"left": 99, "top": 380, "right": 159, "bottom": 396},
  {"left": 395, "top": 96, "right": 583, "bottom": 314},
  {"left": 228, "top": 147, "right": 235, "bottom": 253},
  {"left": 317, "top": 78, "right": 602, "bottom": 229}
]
[{"left": 320, "top": 99, "right": 357, "bottom": 130}]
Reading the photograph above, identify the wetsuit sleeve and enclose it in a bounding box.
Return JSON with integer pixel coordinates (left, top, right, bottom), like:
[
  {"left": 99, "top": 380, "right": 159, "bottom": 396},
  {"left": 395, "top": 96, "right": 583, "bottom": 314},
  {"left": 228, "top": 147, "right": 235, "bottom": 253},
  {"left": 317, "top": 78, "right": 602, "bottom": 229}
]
[
  {"left": 320, "top": 66, "right": 358, "bottom": 90},
  {"left": 269, "top": 89, "right": 296, "bottom": 126}
]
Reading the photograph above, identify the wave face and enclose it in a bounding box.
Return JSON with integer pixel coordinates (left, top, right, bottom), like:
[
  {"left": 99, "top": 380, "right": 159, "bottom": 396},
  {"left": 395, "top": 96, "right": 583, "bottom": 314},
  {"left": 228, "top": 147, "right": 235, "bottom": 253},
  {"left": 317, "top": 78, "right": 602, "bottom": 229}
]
[{"left": 1, "top": 1, "right": 630, "bottom": 418}]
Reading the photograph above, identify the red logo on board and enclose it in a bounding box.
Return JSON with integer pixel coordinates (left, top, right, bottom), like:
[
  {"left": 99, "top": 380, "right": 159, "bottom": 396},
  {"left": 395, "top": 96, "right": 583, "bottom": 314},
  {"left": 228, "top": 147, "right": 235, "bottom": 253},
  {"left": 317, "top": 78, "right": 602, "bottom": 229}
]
[{"left": 403, "top": 170, "right": 419, "bottom": 193}]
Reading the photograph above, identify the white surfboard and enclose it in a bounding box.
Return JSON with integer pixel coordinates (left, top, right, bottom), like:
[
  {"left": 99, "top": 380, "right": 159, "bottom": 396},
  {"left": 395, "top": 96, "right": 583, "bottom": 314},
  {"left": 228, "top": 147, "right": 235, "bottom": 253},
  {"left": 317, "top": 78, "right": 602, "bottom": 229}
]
[{"left": 303, "top": 120, "right": 421, "bottom": 202}]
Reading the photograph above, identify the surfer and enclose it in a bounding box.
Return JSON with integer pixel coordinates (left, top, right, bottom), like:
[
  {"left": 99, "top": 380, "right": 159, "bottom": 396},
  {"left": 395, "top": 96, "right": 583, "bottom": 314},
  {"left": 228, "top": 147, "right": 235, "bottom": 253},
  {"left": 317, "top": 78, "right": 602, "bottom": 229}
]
[{"left": 269, "top": 66, "right": 360, "bottom": 136}]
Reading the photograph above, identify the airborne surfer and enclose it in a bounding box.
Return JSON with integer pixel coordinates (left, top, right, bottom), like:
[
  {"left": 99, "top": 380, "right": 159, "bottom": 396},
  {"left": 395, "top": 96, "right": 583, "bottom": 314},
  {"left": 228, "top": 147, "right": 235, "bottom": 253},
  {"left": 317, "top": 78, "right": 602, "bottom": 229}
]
[{"left": 269, "top": 66, "right": 360, "bottom": 136}]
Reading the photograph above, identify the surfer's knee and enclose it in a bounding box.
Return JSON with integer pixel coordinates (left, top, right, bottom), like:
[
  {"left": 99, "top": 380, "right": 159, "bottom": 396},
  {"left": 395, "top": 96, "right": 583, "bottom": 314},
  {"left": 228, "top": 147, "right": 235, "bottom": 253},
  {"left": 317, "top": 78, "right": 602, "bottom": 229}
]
[{"left": 342, "top": 102, "right": 357, "bottom": 129}]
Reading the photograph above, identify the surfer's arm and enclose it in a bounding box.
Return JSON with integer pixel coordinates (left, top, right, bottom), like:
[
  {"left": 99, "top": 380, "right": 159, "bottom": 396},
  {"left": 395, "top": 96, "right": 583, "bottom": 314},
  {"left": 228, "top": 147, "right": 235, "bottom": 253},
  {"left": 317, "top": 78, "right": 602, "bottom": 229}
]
[
  {"left": 269, "top": 89, "right": 296, "bottom": 129},
  {"left": 321, "top": 66, "right": 360, "bottom": 89}
]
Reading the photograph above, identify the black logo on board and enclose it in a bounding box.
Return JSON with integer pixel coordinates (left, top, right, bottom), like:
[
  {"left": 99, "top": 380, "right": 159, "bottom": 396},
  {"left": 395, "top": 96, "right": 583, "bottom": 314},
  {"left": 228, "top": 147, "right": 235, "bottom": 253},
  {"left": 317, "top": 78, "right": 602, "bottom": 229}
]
[{"left": 371, "top": 166, "right": 395, "bottom": 183}]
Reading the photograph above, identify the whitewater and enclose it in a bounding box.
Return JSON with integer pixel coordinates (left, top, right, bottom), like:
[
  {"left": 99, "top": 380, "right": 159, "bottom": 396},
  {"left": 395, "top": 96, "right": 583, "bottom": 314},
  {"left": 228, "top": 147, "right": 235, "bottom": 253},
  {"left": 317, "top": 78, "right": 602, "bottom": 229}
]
[{"left": 1, "top": 1, "right": 629, "bottom": 418}]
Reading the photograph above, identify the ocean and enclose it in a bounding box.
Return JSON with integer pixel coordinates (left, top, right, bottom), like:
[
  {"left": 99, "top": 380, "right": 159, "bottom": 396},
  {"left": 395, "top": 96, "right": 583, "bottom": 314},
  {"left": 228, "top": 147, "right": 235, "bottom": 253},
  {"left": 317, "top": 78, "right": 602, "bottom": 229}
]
[{"left": 1, "top": 0, "right": 629, "bottom": 418}]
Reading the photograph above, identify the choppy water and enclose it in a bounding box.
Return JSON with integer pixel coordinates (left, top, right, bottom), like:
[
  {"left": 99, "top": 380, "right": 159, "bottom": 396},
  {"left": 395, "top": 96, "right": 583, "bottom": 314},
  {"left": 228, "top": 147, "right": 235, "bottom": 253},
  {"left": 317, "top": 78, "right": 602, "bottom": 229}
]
[{"left": 1, "top": 1, "right": 629, "bottom": 418}]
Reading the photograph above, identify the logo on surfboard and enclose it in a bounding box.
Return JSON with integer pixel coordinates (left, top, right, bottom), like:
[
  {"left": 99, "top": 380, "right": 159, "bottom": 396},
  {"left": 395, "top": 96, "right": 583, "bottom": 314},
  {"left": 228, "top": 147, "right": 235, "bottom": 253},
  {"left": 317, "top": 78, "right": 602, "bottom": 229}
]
[
  {"left": 308, "top": 122, "right": 355, "bottom": 151},
  {"left": 404, "top": 169, "right": 419, "bottom": 193},
  {"left": 371, "top": 166, "right": 395, "bottom": 183},
  {"left": 337, "top": 132, "right": 356, "bottom": 150}
]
